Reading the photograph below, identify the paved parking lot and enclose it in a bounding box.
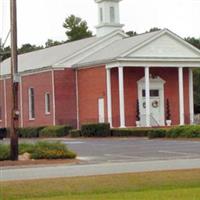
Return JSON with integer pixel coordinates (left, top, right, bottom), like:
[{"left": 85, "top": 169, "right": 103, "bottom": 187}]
[
  {"left": 63, "top": 138, "right": 200, "bottom": 164},
  {"left": 1, "top": 138, "right": 200, "bottom": 181}
]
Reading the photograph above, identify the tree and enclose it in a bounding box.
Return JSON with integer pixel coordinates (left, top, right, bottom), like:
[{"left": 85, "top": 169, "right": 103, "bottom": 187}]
[
  {"left": 147, "top": 27, "right": 161, "bottom": 33},
  {"left": 185, "top": 37, "right": 200, "bottom": 50},
  {"left": 45, "top": 39, "right": 63, "bottom": 48},
  {"left": 63, "top": 15, "right": 92, "bottom": 41},
  {"left": 126, "top": 31, "right": 137, "bottom": 37},
  {"left": 0, "top": 46, "right": 11, "bottom": 61},
  {"left": 18, "top": 43, "right": 43, "bottom": 54}
]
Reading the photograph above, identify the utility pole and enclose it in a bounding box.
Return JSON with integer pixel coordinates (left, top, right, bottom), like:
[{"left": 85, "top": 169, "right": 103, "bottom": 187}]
[{"left": 10, "top": 0, "right": 19, "bottom": 161}]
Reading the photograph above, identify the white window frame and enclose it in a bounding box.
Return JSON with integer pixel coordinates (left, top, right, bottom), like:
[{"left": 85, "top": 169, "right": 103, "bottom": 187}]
[
  {"left": 45, "top": 92, "right": 51, "bottom": 115},
  {"left": 100, "top": 7, "right": 103, "bottom": 23},
  {"left": 28, "top": 87, "right": 35, "bottom": 120},
  {"left": 110, "top": 6, "right": 115, "bottom": 23}
]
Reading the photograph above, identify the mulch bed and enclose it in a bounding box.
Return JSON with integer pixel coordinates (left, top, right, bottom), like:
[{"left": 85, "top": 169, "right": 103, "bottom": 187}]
[{"left": 0, "top": 159, "right": 80, "bottom": 168}]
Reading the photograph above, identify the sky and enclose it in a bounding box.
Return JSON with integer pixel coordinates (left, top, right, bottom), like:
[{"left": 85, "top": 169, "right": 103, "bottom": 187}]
[{"left": 0, "top": 0, "right": 200, "bottom": 47}]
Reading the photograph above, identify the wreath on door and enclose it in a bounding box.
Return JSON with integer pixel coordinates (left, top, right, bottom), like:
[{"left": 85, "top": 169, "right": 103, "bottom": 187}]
[{"left": 152, "top": 100, "right": 159, "bottom": 108}]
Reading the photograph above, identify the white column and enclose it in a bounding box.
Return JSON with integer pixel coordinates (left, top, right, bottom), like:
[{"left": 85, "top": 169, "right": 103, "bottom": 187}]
[
  {"left": 189, "top": 68, "right": 194, "bottom": 124},
  {"left": 118, "top": 66, "right": 125, "bottom": 128},
  {"left": 106, "top": 68, "right": 112, "bottom": 127},
  {"left": 145, "top": 67, "right": 151, "bottom": 127},
  {"left": 178, "top": 67, "right": 185, "bottom": 125}
]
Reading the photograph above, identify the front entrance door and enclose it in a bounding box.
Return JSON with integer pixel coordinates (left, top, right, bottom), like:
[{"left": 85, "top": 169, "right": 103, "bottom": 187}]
[
  {"left": 141, "top": 89, "right": 161, "bottom": 126},
  {"left": 137, "top": 77, "right": 165, "bottom": 127}
]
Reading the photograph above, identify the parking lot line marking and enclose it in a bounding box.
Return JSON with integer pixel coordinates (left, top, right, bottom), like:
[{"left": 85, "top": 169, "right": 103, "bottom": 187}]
[{"left": 158, "top": 150, "right": 199, "bottom": 156}]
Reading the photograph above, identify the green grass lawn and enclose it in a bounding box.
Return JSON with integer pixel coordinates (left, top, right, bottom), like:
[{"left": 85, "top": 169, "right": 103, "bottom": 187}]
[{"left": 1, "top": 169, "right": 200, "bottom": 200}]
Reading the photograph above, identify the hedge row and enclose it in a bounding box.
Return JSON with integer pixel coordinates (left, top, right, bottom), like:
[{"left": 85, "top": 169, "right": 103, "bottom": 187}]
[
  {"left": 166, "top": 125, "right": 200, "bottom": 138},
  {"left": 0, "top": 125, "right": 72, "bottom": 138},
  {"left": 148, "top": 125, "right": 200, "bottom": 139},
  {"left": 111, "top": 128, "right": 151, "bottom": 137},
  {"left": 39, "top": 125, "right": 72, "bottom": 138},
  {"left": 2, "top": 124, "right": 200, "bottom": 139}
]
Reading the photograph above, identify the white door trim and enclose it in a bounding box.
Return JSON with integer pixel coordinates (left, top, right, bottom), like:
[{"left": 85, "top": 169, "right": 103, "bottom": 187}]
[{"left": 137, "top": 76, "right": 166, "bottom": 126}]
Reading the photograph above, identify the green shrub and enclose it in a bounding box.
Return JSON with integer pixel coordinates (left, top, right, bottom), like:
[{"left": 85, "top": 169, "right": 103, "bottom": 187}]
[
  {"left": 81, "top": 123, "right": 111, "bottom": 137},
  {"left": 19, "top": 143, "right": 35, "bottom": 155},
  {"left": 111, "top": 128, "right": 151, "bottom": 137},
  {"left": 166, "top": 125, "right": 200, "bottom": 138},
  {"left": 18, "top": 126, "right": 46, "bottom": 138},
  {"left": 148, "top": 129, "right": 167, "bottom": 139},
  {"left": 39, "top": 125, "right": 72, "bottom": 138},
  {"left": 31, "top": 141, "right": 76, "bottom": 160},
  {"left": 0, "top": 142, "right": 76, "bottom": 161},
  {"left": 69, "top": 129, "right": 82, "bottom": 138},
  {"left": 0, "top": 144, "right": 10, "bottom": 161}
]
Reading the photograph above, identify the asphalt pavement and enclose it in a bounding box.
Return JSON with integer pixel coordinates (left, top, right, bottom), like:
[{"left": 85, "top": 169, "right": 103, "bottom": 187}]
[{"left": 1, "top": 138, "right": 200, "bottom": 181}]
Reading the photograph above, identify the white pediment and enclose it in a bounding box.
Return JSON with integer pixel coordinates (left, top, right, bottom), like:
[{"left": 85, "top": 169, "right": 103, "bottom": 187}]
[{"left": 127, "top": 32, "right": 200, "bottom": 58}]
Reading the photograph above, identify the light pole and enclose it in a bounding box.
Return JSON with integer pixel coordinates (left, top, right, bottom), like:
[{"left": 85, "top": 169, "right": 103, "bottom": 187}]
[{"left": 10, "top": 0, "right": 19, "bottom": 161}]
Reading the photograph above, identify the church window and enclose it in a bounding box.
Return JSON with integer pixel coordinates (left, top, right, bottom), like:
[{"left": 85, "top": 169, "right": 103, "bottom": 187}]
[
  {"left": 100, "top": 8, "right": 103, "bottom": 23},
  {"left": 28, "top": 87, "right": 35, "bottom": 120},
  {"left": 110, "top": 7, "right": 115, "bottom": 23}
]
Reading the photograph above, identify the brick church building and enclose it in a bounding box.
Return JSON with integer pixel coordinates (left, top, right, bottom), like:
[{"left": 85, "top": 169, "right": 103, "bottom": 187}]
[{"left": 1, "top": 0, "right": 200, "bottom": 129}]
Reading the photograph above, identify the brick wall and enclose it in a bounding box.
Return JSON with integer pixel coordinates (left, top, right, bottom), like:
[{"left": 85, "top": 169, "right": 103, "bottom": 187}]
[
  {"left": 21, "top": 71, "right": 53, "bottom": 127},
  {"left": 54, "top": 69, "right": 77, "bottom": 128},
  {"left": 0, "top": 66, "right": 191, "bottom": 129},
  {"left": 0, "top": 79, "right": 5, "bottom": 127},
  {"left": 77, "top": 66, "right": 107, "bottom": 126}
]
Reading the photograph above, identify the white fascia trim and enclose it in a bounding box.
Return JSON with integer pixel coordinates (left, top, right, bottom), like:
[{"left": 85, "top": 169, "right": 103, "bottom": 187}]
[
  {"left": 106, "top": 60, "right": 200, "bottom": 68},
  {"left": 20, "top": 67, "right": 65, "bottom": 77},
  {"left": 1, "top": 67, "right": 65, "bottom": 78},
  {"left": 54, "top": 30, "right": 127, "bottom": 67},
  {"left": 122, "top": 29, "right": 200, "bottom": 57}
]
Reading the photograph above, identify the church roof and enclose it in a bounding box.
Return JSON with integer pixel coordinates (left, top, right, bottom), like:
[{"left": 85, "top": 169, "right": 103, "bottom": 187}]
[
  {"left": 1, "top": 28, "right": 200, "bottom": 75},
  {"left": 74, "top": 28, "right": 200, "bottom": 68},
  {"left": 0, "top": 36, "right": 100, "bottom": 75},
  {"left": 74, "top": 30, "right": 161, "bottom": 67}
]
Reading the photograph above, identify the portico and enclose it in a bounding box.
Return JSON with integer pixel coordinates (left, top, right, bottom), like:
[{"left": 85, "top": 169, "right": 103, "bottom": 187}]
[{"left": 106, "top": 62, "right": 198, "bottom": 128}]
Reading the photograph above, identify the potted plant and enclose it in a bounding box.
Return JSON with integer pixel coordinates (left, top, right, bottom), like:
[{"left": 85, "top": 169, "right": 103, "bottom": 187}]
[
  {"left": 136, "top": 99, "right": 140, "bottom": 127},
  {"left": 166, "top": 99, "right": 172, "bottom": 126}
]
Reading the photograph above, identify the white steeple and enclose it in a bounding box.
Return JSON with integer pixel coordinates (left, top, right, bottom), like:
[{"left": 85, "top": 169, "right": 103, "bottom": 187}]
[{"left": 95, "top": 0, "right": 124, "bottom": 37}]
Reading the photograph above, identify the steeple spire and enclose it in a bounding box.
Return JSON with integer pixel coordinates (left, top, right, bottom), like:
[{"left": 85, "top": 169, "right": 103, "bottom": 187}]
[{"left": 95, "top": 0, "right": 124, "bottom": 37}]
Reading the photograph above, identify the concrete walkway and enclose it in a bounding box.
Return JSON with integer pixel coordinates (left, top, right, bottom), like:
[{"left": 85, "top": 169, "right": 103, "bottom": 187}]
[{"left": 1, "top": 158, "right": 200, "bottom": 181}]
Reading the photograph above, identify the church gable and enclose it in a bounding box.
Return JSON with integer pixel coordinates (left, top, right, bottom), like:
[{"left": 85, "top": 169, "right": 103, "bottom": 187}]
[{"left": 126, "top": 32, "right": 200, "bottom": 58}]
